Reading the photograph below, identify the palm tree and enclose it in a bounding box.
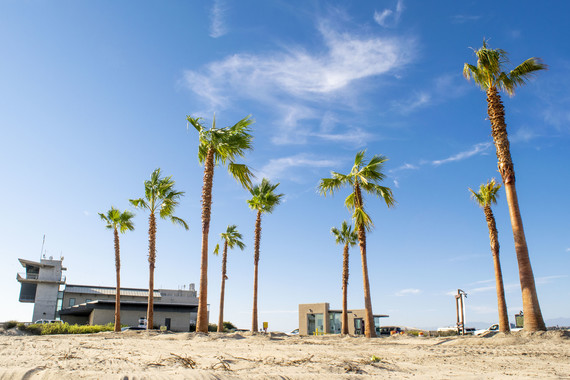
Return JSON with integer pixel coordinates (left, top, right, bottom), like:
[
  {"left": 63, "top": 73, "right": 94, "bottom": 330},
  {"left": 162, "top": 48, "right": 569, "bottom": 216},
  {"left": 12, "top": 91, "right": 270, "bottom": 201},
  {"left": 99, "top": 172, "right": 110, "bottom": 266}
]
[
  {"left": 130, "top": 168, "right": 188, "bottom": 329},
  {"left": 213, "top": 225, "right": 246, "bottom": 332},
  {"left": 331, "top": 221, "right": 358, "bottom": 335},
  {"left": 318, "top": 151, "right": 395, "bottom": 338},
  {"left": 464, "top": 41, "right": 547, "bottom": 331},
  {"left": 247, "top": 178, "right": 284, "bottom": 333},
  {"left": 98, "top": 207, "right": 135, "bottom": 332},
  {"left": 188, "top": 114, "right": 254, "bottom": 333},
  {"left": 469, "top": 179, "right": 510, "bottom": 333}
]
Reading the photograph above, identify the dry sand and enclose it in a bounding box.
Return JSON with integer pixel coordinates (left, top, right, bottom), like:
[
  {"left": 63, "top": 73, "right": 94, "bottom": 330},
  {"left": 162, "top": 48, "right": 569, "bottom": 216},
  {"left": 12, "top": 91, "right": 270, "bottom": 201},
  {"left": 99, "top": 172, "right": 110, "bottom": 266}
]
[{"left": 0, "top": 329, "right": 568, "bottom": 379}]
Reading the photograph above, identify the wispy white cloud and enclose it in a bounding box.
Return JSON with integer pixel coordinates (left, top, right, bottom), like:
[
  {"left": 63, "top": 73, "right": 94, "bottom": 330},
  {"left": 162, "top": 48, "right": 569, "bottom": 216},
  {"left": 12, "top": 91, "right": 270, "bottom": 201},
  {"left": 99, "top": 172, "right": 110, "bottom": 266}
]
[
  {"left": 535, "top": 275, "right": 568, "bottom": 284},
  {"left": 395, "top": 288, "right": 421, "bottom": 296},
  {"left": 566, "top": 248, "right": 570, "bottom": 252},
  {"left": 185, "top": 18, "right": 414, "bottom": 145},
  {"left": 432, "top": 142, "right": 492, "bottom": 166},
  {"left": 185, "top": 24, "right": 412, "bottom": 101},
  {"left": 83, "top": 211, "right": 90, "bottom": 216},
  {"left": 257, "top": 154, "right": 340, "bottom": 181},
  {"left": 391, "top": 73, "right": 470, "bottom": 114},
  {"left": 374, "top": 0, "right": 405, "bottom": 28},
  {"left": 391, "top": 92, "right": 430, "bottom": 114},
  {"left": 209, "top": 0, "right": 228, "bottom": 38}
]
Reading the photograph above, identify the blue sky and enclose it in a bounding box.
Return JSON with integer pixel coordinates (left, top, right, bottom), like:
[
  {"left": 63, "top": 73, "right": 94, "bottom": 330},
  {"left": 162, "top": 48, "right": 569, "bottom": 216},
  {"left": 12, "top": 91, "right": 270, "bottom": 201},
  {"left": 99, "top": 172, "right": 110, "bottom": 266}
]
[{"left": 1, "top": 0, "right": 569, "bottom": 331}]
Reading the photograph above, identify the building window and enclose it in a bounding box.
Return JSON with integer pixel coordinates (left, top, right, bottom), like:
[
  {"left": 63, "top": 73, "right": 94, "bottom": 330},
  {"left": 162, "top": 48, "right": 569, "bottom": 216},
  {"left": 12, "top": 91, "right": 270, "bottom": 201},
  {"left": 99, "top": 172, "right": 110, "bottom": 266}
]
[{"left": 69, "top": 298, "right": 75, "bottom": 307}]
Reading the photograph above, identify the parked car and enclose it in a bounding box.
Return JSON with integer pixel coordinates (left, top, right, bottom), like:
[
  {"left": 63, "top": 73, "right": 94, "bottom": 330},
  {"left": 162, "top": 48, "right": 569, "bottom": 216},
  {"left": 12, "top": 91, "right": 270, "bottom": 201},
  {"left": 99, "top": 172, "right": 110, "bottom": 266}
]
[
  {"left": 474, "top": 324, "right": 522, "bottom": 336},
  {"left": 378, "top": 326, "right": 403, "bottom": 335},
  {"left": 121, "top": 326, "right": 147, "bottom": 332},
  {"left": 289, "top": 328, "right": 299, "bottom": 335},
  {"left": 33, "top": 319, "right": 62, "bottom": 324}
]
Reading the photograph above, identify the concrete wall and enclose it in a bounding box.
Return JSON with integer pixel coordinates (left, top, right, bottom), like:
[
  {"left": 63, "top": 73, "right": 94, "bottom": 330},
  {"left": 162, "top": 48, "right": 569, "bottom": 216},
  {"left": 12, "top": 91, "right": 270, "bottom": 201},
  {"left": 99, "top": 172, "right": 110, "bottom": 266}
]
[
  {"left": 298, "top": 303, "right": 330, "bottom": 336},
  {"left": 298, "top": 303, "right": 374, "bottom": 335}
]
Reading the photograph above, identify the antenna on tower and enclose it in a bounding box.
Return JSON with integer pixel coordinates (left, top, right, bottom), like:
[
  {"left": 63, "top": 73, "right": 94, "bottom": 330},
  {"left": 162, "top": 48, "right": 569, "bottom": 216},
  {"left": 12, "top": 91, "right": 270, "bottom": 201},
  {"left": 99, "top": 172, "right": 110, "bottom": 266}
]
[{"left": 40, "top": 235, "right": 46, "bottom": 259}]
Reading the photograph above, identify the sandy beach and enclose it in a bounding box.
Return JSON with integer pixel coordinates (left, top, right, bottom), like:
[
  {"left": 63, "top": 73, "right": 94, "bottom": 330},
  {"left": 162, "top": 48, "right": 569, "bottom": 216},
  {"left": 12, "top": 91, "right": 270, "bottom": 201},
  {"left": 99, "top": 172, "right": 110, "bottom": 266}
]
[{"left": 0, "top": 329, "right": 568, "bottom": 379}]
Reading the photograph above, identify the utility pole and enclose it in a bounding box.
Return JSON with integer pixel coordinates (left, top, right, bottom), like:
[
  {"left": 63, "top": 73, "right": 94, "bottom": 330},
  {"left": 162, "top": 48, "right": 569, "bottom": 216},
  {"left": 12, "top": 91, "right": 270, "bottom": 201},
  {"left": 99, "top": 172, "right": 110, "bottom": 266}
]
[{"left": 455, "top": 289, "right": 467, "bottom": 335}]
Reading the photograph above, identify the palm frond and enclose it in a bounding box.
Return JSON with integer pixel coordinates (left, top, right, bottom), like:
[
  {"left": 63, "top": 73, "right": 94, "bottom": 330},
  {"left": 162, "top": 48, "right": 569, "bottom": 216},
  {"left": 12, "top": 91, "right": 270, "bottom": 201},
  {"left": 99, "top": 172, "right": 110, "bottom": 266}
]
[
  {"left": 352, "top": 206, "right": 374, "bottom": 232},
  {"left": 213, "top": 243, "right": 220, "bottom": 256},
  {"left": 170, "top": 216, "right": 189, "bottom": 230},
  {"left": 129, "top": 198, "right": 149, "bottom": 210},
  {"left": 228, "top": 162, "right": 255, "bottom": 189}
]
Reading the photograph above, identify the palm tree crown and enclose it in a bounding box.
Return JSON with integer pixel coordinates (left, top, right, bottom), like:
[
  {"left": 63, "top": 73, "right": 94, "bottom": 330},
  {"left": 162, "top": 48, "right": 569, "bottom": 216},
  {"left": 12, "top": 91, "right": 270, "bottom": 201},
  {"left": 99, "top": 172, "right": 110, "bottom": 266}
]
[
  {"left": 331, "top": 221, "right": 358, "bottom": 247},
  {"left": 463, "top": 40, "right": 547, "bottom": 96},
  {"left": 214, "top": 225, "right": 246, "bottom": 255},
  {"left": 247, "top": 178, "right": 284, "bottom": 213},
  {"left": 188, "top": 114, "right": 255, "bottom": 189},
  {"left": 129, "top": 168, "right": 189, "bottom": 229},
  {"left": 318, "top": 150, "right": 395, "bottom": 229},
  {"left": 469, "top": 178, "right": 501, "bottom": 208},
  {"left": 99, "top": 207, "right": 135, "bottom": 233}
]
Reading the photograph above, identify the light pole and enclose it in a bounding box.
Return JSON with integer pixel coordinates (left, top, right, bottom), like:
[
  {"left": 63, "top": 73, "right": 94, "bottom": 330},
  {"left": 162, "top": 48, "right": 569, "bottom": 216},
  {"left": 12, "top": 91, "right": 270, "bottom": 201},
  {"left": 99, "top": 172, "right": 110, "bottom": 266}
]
[{"left": 455, "top": 289, "right": 467, "bottom": 335}]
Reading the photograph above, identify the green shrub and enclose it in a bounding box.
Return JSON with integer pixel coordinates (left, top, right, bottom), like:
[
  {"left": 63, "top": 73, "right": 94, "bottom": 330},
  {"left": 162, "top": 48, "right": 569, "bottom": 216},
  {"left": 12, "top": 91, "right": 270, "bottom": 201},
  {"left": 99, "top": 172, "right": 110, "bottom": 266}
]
[
  {"left": 208, "top": 323, "right": 217, "bottom": 332},
  {"left": 17, "top": 323, "right": 27, "bottom": 331},
  {"left": 4, "top": 320, "right": 18, "bottom": 329},
  {"left": 223, "top": 321, "right": 237, "bottom": 331},
  {"left": 30, "top": 322, "right": 115, "bottom": 335}
]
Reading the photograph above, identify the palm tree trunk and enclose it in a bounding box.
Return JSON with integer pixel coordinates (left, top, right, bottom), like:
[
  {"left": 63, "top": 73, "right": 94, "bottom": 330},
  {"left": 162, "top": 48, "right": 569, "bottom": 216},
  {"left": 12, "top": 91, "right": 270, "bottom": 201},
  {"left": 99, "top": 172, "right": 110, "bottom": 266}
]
[
  {"left": 341, "top": 243, "right": 349, "bottom": 335},
  {"left": 486, "top": 87, "right": 546, "bottom": 331},
  {"left": 197, "top": 147, "right": 215, "bottom": 333},
  {"left": 484, "top": 205, "right": 510, "bottom": 333},
  {"left": 217, "top": 241, "right": 228, "bottom": 332},
  {"left": 251, "top": 211, "right": 262, "bottom": 333},
  {"left": 354, "top": 184, "right": 376, "bottom": 338},
  {"left": 147, "top": 212, "right": 156, "bottom": 330},
  {"left": 114, "top": 227, "right": 121, "bottom": 332}
]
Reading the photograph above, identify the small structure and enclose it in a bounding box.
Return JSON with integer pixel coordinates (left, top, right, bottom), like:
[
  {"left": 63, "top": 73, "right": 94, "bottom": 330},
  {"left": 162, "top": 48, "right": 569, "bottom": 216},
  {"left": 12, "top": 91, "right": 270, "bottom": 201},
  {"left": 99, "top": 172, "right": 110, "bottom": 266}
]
[
  {"left": 17, "top": 257, "right": 201, "bottom": 331},
  {"left": 298, "top": 303, "right": 388, "bottom": 336},
  {"left": 16, "top": 258, "right": 66, "bottom": 322}
]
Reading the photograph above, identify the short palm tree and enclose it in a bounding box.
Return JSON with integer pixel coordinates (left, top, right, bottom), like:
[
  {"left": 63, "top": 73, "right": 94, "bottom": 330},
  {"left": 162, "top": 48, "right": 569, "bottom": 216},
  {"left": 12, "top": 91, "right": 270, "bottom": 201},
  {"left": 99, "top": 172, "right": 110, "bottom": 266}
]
[
  {"left": 331, "top": 221, "right": 358, "bottom": 335},
  {"left": 213, "top": 225, "right": 246, "bottom": 332},
  {"left": 247, "top": 178, "right": 284, "bottom": 333},
  {"left": 318, "top": 151, "right": 395, "bottom": 338},
  {"left": 99, "top": 207, "right": 135, "bottom": 332},
  {"left": 464, "top": 41, "right": 547, "bottom": 331},
  {"left": 130, "top": 168, "right": 188, "bottom": 329},
  {"left": 469, "top": 179, "right": 510, "bottom": 333},
  {"left": 188, "top": 114, "right": 254, "bottom": 333}
]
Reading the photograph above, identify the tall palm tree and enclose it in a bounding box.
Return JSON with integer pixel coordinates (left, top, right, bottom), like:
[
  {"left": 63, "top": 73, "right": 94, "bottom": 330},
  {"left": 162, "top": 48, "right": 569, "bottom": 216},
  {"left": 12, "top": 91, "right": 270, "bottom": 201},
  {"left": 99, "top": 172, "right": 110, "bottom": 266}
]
[
  {"left": 188, "top": 114, "right": 254, "bottom": 333},
  {"left": 469, "top": 179, "right": 510, "bottom": 333},
  {"left": 99, "top": 207, "right": 135, "bottom": 332},
  {"left": 318, "top": 151, "right": 395, "bottom": 338},
  {"left": 464, "top": 41, "right": 547, "bottom": 331},
  {"left": 130, "top": 168, "right": 188, "bottom": 329},
  {"left": 331, "top": 221, "right": 358, "bottom": 335},
  {"left": 247, "top": 178, "right": 284, "bottom": 333},
  {"left": 213, "top": 225, "right": 246, "bottom": 332}
]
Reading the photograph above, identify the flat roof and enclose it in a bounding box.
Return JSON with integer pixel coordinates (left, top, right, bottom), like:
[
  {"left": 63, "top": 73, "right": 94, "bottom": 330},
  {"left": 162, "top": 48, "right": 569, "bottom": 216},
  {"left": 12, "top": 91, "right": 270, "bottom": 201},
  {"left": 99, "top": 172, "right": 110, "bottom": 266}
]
[
  {"left": 18, "top": 258, "right": 67, "bottom": 270},
  {"left": 65, "top": 284, "right": 161, "bottom": 298}
]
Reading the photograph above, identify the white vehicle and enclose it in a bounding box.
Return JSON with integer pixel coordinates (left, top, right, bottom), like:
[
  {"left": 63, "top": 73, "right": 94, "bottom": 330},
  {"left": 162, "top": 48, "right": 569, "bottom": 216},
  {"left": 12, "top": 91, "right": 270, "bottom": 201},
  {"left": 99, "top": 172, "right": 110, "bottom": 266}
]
[{"left": 474, "top": 324, "right": 522, "bottom": 335}]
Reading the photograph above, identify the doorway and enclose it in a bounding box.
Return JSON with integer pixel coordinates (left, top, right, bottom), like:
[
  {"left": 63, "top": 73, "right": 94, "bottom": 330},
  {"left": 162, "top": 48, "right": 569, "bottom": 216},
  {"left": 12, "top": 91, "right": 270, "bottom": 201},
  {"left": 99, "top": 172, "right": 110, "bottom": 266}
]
[{"left": 307, "top": 313, "right": 324, "bottom": 335}]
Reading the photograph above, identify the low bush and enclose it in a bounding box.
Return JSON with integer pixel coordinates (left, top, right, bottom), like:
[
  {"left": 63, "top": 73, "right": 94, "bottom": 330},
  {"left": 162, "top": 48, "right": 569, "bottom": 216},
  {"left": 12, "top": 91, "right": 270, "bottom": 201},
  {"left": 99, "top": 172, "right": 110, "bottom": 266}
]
[
  {"left": 21, "top": 322, "right": 115, "bottom": 335},
  {"left": 223, "top": 321, "right": 237, "bottom": 331},
  {"left": 4, "top": 321, "right": 18, "bottom": 329}
]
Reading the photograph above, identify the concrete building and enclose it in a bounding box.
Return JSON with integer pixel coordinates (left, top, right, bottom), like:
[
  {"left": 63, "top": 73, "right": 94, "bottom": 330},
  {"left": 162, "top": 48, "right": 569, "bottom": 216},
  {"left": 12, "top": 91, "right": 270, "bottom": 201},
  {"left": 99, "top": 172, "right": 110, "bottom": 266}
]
[
  {"left": 17, "top": 257, "right": 201, "bottom": 331},
  {"left": 16, "top": 258, "right": 66, "bottom": 322},
  {"left": 298, "top": 303, "right": 388, "bottom": 336}
]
